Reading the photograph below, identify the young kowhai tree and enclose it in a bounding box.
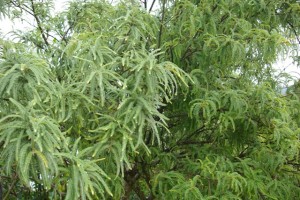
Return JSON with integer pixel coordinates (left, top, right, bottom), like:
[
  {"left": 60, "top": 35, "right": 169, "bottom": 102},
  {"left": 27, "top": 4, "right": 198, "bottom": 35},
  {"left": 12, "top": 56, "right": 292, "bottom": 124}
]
[{"left": 0, "top": 0, "right": 300, "bottom": 199}]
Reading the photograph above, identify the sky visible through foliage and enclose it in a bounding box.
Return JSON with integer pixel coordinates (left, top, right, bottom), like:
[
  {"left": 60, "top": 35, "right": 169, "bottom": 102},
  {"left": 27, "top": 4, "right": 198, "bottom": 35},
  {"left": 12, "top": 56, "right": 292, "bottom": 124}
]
[{"left": 0, "top": 0, "right": 299, "bottom": 85}]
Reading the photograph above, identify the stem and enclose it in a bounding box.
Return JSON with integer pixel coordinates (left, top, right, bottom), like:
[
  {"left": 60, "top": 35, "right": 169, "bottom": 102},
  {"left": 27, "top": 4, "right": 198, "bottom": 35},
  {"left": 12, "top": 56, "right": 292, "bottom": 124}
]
[
  {"left": 149, "top": 0, "right": 156, "bottom": 12},
  {"left": 0, "top": 183, "right": 2, "bottom": 200},
  {"left": 288, "top": 22, "right": 300, "bottom": 45},
  {"left": 10, "top": 1, "right": 34, "bottom": 16},
  {"left": 30, "top": 0, "right": 49, "bottom": 46},
  {"left": 133, "top": 185, "right": 147, "bottom": 200},
  {"left": 3, "top": 174, "right": 18, "bottom": 200},
  {"left": 157, "top": 0, "right": 166, "bottom": 51},
  {"left": 122, "top": 167, "right": 140, "bottom": 200},
  {"left": 141, "top": 161, "right": 154, "bottom": 199}
]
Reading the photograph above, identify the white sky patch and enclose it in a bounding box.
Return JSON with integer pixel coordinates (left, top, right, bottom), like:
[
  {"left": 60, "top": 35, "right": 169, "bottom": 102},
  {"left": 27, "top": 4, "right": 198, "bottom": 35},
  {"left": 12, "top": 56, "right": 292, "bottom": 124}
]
[
  {"left": 0, "top": 0, "right": 70, "bottom": 39},
  {"left": 275, "top": 55, "right": 299, "bottom": 77},
  {"left": 53, "top": 0, "right": 69, "bottom": 13}
]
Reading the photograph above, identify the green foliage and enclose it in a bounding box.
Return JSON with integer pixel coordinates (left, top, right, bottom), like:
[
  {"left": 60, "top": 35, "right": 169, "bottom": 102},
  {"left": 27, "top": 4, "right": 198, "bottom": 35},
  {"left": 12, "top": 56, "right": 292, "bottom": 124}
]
[{"left": 0, "top": 0, "right": 300, "bottom": 199}]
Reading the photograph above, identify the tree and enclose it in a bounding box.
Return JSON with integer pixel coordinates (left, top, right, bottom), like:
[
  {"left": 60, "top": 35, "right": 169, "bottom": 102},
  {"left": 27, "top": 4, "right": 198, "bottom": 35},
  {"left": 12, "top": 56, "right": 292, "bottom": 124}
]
[{"left": 0, "top": 0, "right": 300, "bottom": 199}]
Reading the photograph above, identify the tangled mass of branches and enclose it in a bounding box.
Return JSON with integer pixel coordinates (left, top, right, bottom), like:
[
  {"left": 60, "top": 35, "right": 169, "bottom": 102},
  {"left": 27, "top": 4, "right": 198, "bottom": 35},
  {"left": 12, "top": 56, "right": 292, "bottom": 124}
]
[{"left": 0, "top": 0, "right": 300, "bottom": 199}]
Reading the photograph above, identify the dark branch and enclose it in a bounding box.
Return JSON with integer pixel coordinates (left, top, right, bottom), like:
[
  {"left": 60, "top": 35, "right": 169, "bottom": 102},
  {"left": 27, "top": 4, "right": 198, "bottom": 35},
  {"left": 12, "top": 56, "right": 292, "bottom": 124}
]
[
  {"left": 10, "top": 1, "right": 34, "bottom": 16},
  {"left": 30, "top": 0, "right": 49, "bottom": 46},
  {"left": 3, "top": 174, "right": 18, "bottom": 200},
  {"left": 287, "top": 22, "right": 300, "bottom": 45},
  {"left": 157, "top": 0, "right": 166, "bottom": 51},
  {"left": 0, "top": 183, "right": 2, "bottom": 200},
  {"left": 61, "top": 26, "right": 72, "bottom": 44},
  {"left": 149, "top": 0, "right": 156, "bottom": 12}
]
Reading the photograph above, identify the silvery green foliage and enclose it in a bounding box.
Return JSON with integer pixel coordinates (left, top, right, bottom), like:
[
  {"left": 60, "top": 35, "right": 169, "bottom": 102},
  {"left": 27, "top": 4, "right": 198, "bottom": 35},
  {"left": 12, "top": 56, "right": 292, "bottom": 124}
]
[{"left": 0, "top": 0, "right": 300, "bottom": 199}]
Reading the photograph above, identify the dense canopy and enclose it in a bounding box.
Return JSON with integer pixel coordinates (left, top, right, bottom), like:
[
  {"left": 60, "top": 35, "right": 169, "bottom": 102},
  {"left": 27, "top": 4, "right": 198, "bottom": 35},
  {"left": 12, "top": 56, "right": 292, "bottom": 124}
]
[{"left": 0, "top": 0, "right": 300, "bottom": 199}]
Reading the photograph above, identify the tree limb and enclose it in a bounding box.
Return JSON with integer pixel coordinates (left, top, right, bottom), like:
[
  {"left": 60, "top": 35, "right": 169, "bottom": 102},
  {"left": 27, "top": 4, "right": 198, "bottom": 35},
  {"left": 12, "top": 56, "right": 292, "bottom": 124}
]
[
  {"left": 3, "top": 174, "right": 18, "bottom": 200},
  {"left": 287, "top": 21, "right": 300, "bottom": 45},
  {"left": 0, "top": 182, "right": 2, "bottom": 200},
  {"left": 157, "top": 0, "right": 166, "bottom": 51},
  {"left": 149, "top": 0, "right": 156, "bottom": 13},
  {"left": 30, "top": 0, "right": 49, "bottom": 46}
]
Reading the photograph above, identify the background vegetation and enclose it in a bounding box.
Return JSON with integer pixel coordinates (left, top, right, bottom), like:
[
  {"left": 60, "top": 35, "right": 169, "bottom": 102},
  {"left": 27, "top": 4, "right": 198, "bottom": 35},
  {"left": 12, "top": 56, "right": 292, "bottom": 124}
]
[{"left": 0, "top": 0, "right": 299, "bottom": 199}]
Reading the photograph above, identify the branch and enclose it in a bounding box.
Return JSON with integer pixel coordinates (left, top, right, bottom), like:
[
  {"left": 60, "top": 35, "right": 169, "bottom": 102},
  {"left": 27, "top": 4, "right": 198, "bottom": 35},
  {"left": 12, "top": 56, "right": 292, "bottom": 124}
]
[
  {"left": 157, "top": 0, "right": 166, "bottom": 51},
  {"left": 179, "top": 1, "right": 221, "bottom": 62},
  {"left": 29, "top": 0, "right": 49, "bottom": 46},
  {"left": 60, "top": 6, "right": 85, "bottom": 44},
  {"left": 140, "top": 159, "right": 154, "bottom": 199},
  {"left": 180, "top": 48, "right": 199, "bottom": 61},
  {"left": 149, "top": 0, "right": 156, "bottom": 12},
  {"left": 133, "top": 185, "right": 147, "bottom": 200},
  {"left": 61, "top": 26, "right": 72, "bottom": 44},
  {"left": 177, "top": 124, "right": 206, "bottom": 144},
  {"left": 3, "top": 174, "right": 18, "bottom": 200},
  {"left": 0, "top": 183, "right": 2, "bottom": 200},
  {"left": 10, "top": 1, "right": 34, "bottom": 16},
  {"left": 0, "top": 98, "right": 10, "bottom": 101},
  {"left": 122, "top": 166, "right": 140, "bottom": 200},
  {"left": 286, "top": 161, "right": 300, "bottom": 168},
  {"left": 177, "top": 140, "right": 212, "bottom": 146},
  {"left": 180, "top": 28, "right": 203, "bottom": 62},
  {"left": 287, "top": 21, "right": 300, "bottom": 45},
  {"left": 11, "top": 0, "right": 49, "bottom": 48},
  {"left": 237, "top": 145, "right": 250, "bottom": 158}
]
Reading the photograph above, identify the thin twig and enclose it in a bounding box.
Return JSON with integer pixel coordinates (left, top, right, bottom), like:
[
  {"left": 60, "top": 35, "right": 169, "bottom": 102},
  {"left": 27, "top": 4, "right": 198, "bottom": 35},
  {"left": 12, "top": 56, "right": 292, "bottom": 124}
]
[
  {"left": 10, "top": 1, "right": 34, "bottom": 16},
  {"left": 149, "top": 0, "right": 156, "bottom": 12},
  {"left": 61, "top": 26, "right": 72, "bottom": 44},
  {"left": 287, "top": 22, "right": 300, "bottom": 45}
]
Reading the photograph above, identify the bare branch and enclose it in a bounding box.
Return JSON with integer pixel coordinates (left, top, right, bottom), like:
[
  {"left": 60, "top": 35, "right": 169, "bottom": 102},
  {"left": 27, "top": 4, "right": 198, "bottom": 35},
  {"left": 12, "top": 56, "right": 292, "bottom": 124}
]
[{"left": 149, "top": 0, "right": 156, "bottom": 12}]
